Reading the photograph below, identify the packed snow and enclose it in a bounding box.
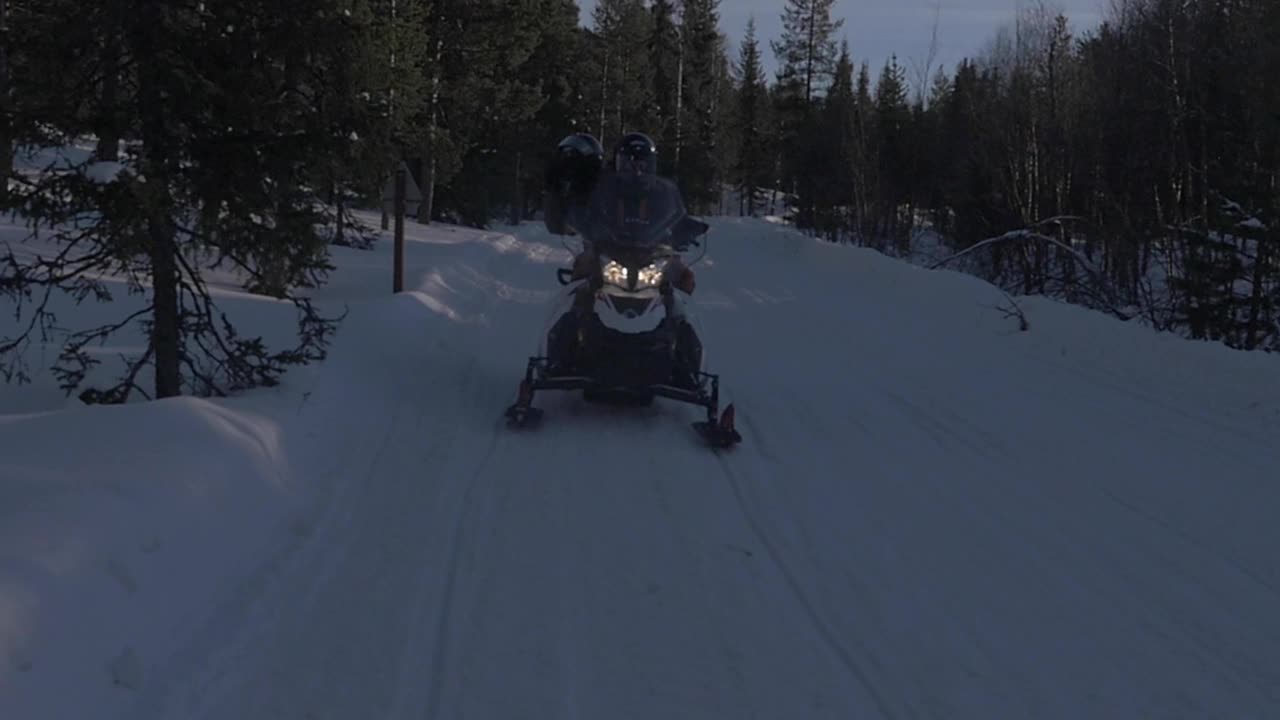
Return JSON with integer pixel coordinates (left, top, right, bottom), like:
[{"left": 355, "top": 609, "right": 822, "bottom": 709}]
[{"left": 2, "top": 209, "right": 1280, "bottom": 719}]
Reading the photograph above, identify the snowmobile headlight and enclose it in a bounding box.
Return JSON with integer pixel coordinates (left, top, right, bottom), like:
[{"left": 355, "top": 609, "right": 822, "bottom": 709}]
[
  {"left": 602, "top": 260, "right": 628, "bottom": 286},
  {"left": 635, "top": 263, "right": 665, "bottom": 288}
]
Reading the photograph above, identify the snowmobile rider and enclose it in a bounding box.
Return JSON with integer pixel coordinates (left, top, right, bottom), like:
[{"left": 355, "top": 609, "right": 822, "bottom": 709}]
[
  {"left": 542, "top": 132, "right": 708, "bottom": 387},
  {"left": 543, "top": 131, "right": 706, "bottom": 295},
  {"left": 542, "top": 132, "right": 604, "bottom": 237}
]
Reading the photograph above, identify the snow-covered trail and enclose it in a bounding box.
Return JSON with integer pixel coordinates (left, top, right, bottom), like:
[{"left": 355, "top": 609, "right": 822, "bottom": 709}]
[{"left": 113, "top": 216, "right": 1280, "bottom": 719}]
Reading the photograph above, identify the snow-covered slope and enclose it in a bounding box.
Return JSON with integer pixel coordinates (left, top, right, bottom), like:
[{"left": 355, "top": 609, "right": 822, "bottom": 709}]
[{"left": 3, "top": 212, "right": 1279, "bottom": 719}]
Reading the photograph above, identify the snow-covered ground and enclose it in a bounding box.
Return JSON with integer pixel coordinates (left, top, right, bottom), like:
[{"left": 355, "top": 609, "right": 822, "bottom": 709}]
[{"left": 3, "top": 210, "right": 1280, "bottom": 719}]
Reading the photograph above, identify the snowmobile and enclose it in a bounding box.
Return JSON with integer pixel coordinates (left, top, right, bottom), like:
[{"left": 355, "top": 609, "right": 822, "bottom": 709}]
[{"left": 503, "top": 175, "right": 741, "bottom": 449}]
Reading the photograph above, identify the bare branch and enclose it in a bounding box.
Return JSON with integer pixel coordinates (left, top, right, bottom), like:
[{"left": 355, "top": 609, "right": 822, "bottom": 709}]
[{"left": 928, "top": 220, "right": 1132, "bottom": 321}]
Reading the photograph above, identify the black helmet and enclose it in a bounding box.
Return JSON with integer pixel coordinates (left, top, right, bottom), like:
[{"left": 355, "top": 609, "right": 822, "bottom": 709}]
[
  {"left": 613, "top": 132, "right": 658, "bottom": 176},
  {"left": 549, "top": 132, "right": 604, "bottom": 195},
  {"left": 557, "top": 132, "right": 604, "bottom": 163}
]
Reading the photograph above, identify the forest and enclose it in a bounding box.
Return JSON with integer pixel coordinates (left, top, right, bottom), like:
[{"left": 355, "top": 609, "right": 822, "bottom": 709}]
[{"left": 2, "top": 0, "right": 1278, "bottom": 403}]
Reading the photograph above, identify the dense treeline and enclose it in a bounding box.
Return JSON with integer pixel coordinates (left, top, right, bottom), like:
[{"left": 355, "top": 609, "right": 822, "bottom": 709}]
[
  {"left": 2, "top": 0, "right": 1276, "bottom": 403},
  {"left": 761, "top": 0, "right": 1280, "bottom": 352},
  {"left": 391, "top": 0, "right": 1277, "bottom": 353}
]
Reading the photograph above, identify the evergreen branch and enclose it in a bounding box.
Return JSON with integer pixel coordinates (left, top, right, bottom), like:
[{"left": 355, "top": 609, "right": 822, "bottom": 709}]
[{"left": 50, "top": 303, "right": 155, "bottom": 401}]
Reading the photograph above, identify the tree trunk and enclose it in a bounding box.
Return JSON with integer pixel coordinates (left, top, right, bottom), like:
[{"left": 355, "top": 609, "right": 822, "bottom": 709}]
[
  {"left": 598, "top": 50, "right": 609, "bottom": 140},
  {"left": 617, "top": 54, "right": 628, "bottom": 137},
  {"left": 804, "top": 5, "right": 815, "bottom": 104},
  {"left": 674, "top": 40, "right": 684, "bottom": 176},
  {"left": 95, "top": 33, "right": 121, "bottom": 162},
  {"left": 1244, "top": 229, "right": 1270, "bottom": 349},
  {"left": 418, "top": 30, "right": 444, "bottom": 224},
  {"left": 135, "top": 25, "right": 182, "bottom": 398},
  {"left": 137, "top": 67, "right": 183, "bottom": 394},
  {"left": 420, "top": 155, "right": 436, "bottom": 224},
  {"left": 509, "top": 151, "right": 522, "bottom": 226},
  {"left": 148, "top": 209, "right": 182, "bottom": 398},
  {"left": 0, "top": 0, "right": 11, "bottom": 205},
  {"left": 334, "top": 185, "right": 346, "bottom": 245}
]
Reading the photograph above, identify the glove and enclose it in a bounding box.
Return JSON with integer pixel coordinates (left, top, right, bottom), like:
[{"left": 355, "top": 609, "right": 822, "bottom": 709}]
[
  {"left": 675, "top": 267, "right": 696, "bottom": 294},
  {"left": 571, "top": 252, "right": 594, "bottom": 280}
]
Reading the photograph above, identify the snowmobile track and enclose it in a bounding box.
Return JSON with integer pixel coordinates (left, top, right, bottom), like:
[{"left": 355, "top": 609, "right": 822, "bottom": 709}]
[
  {"left": 714, "top": 455, "right": 902, "bottom": 719},
  {"left": 422, "top": 428, "right": 504, "bottom": 720}
]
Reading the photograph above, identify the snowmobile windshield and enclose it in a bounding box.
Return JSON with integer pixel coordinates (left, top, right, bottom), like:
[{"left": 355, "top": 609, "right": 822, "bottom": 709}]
[{"left": 577, "top": 174, "right": 687, "bottom": 255}]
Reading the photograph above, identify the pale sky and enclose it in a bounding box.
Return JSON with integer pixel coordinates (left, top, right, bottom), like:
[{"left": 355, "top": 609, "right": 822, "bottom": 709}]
[{"left": 578, "top": 0, "right": 1108, "bottom": 89}]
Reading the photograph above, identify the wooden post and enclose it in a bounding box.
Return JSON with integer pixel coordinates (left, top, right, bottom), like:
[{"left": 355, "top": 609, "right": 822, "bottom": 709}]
[{"left": 394, "top": 166, "right": 405, "bottom": 293}]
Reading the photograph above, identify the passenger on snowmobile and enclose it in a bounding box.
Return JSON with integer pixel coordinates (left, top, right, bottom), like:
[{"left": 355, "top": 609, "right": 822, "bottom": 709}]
[
  {"left": 543, "top": 132, "right": 604, "bottom": 237},
  {"left": 543, "top": 132, "right": 709, "bottom": 387},
  {"left": 564, "top": 132, "right": 705, "bottom": 291}
]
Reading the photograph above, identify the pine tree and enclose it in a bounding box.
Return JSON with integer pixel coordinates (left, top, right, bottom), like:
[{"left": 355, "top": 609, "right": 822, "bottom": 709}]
[
  {"left": 814, "top": 40, "right": 856, "bottom": 240},
  {"left": 516, "top": 0, "right": 590, "bottom": 221},
  {"left": 770, "top": 0, "right": 844, "bottom": 227},
  {"left": 462, "top": 13, "right": 544, "bottom": 224},
  {"left": 0, "top": 0, "right": 10, "bottom": 204},
  {"left": 4, "top": 0, "right": 108, "bottom": 169},
  {"left": 712, "top": 29, "right": 738, "bottom": 210},
  {"left": 649, "top": 0, "right": 681, "bottom": 174},
  {"left": 1, "top": 0, "right": 362, "bottom": 400},
  {"left": 588, "top": 0, "right": 655, "bottom": 148},
  {"left": 872, "top": 55, "right": 911, "bottom": 249},
  {"left": 770, "top": 0, "right": 844, "bottom": 104},
  {"left": 331, "top": 0, "right": 433, "bottom": 245},
  {"left": 850, "top": 61, "right": 876, "bottom": 240},
  {"left": 676, "top": 0, "right": 722, "bottom": 210},
  {"left": 416, "top": 0, "right": 545, "bottom": 225},
  {"left": 733, "top": 17, "right": 771, "bottom": 216},
  {"left": 922, "top": 65, "right": 955, "bottom": 232}
]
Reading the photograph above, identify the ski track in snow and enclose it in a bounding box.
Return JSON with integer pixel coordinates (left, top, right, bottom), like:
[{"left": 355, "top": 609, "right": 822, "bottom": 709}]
[
  {"left": 714, "top": 454, "right": 899, "bottom": 718},
  {"left": 4, "top": 212, "right": 1280, "bottom": 719}
]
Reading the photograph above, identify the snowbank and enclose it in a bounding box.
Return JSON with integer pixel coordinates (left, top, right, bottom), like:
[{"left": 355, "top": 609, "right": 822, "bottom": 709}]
[{"left": 0, "top": 394, "right": 303, "bottom": 702}]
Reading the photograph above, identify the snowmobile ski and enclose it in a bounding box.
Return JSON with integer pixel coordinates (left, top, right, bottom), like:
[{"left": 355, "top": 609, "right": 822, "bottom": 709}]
[
  {"left": 693, "top": 403, "right": 742, "bottom": 449},
  {"left": 504, "top": 379, "right": 544, "bottom": 428},
  {"left": 502, "top": 356, "right": 740, "bottom": 449}
]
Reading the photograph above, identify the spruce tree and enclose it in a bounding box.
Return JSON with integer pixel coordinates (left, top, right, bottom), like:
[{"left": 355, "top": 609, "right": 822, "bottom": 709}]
[
  {"left": 344, "top": 0, "right": 433, "bottom": 242},
  {"left": 1, "top": 0, "right": 362, "bottom": 401},
  {"left": 676, "top": 0, "right": 723, "bottom": 210},
  {"left": 439, "top": 1, "right": 545, "bottom": 225},
  {"left": 733, "top": 17, "right": 771, "bottom": 216},
  {"left": 649, "top": 0, "right": 682, "bottom": 174},
  {"left": 517, "top": 0, "right": 590, "bottom": 221},
  {"left": 770, "top": 0, "right": 844, "bottom": 227},
  {"left": 589, "top": 0, "right": 656, "bottom": 147},
  {"left": 917, "top": 65, "right": 954, "bottom": 234},
  {"left": 850, "top": 61, "right": 876, "bottom": 240},
  {"left": 770, "top": 0, "right": 844, "bottom": 104},
  {"left": 873, "top": 55, "right": 911, "bottom": 249},
  {"left": 814, "top": 40, "right": 857, "bottom": 240},
  {"left": 415, "top": 0, "right": 545, "bottom": 225},
  {"left": 0, "top": 0, "right": 10, "bottom": 204}
]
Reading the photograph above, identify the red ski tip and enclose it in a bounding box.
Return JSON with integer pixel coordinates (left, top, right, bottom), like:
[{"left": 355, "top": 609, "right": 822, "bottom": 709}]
[{"left": 719, "top": 403, "right": 736, "bottom": 431}]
